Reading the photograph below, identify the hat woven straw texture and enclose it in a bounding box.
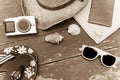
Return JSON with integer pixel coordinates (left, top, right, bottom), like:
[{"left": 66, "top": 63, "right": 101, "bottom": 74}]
[{"left": 21, "top": 0, "right": 88, "bottom": 30}]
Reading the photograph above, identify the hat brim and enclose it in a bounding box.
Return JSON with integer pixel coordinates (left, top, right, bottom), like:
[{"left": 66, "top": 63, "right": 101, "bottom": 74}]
[{"left": 21, "top": 0, "right": 88, "bottom": 30}]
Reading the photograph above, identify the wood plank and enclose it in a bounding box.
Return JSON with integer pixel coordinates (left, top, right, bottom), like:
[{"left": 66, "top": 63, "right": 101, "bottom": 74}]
[
  {"left": 0, "top": 0, "right": 23, "bottom": 22},
  {"left": 0, "top": 18, "right": 73, "bottom": 45},
  {"left": 0, "top": 0, "right": 81, "bottom": 46},
  {"left": 97, "top": 29, "right": 120, "bottom": 55},
  {"left": 0, "top": 1, "right": 120, "bottom": 80},
  {"left": 37, "top": 56, "right": 109, "bottom": 80},
  {"left": 0, "top": 18, "right": 81, "bottom": 45},
  {"left": 0, "top": 18, "right": 95, "bottom": 64},
  {"left": 0, "top": 17, "right": 120, "bottom": 64}
]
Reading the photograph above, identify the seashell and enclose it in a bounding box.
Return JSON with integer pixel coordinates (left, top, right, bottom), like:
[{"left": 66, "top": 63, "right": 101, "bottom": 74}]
[
  {"left": 68, "top": 24, "right": 81, "bottom": 35},
  {"left": 45, "top": 32, "right": 64, "bottom": 44}
]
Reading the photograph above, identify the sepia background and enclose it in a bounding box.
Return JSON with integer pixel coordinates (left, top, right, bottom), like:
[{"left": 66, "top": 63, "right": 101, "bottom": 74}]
[{"left": 0, "top": 0, "right": 120, "bottom": 80}]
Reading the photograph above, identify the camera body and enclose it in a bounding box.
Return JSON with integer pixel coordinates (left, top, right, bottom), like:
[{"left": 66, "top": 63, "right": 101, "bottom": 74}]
[{"left": 4, "top": 16, "right": 37, "bottom": 36}]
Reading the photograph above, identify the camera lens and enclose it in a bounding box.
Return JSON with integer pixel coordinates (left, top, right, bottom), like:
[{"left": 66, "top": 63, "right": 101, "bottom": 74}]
[{"left": 17, "top": 19, "right": 31, "bottom": 33}]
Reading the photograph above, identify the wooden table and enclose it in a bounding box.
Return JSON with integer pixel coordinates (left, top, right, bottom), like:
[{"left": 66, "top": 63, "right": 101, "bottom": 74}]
[{"left": 0, "top": 0, "right": 120, "bottom": 80}]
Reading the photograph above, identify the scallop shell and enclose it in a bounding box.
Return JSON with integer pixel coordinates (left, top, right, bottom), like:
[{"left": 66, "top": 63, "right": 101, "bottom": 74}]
[
  {"left": 68, "top": 24, "right": 81, "bottom": 35},
  {"left": 45, "top": 32, "right": 64, "bottom": 44}
]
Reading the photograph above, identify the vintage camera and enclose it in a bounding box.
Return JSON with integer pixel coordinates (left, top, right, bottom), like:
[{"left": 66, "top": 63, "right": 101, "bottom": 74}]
[{"left": 4, "top": 16, "right": 37, "bottom": 36}]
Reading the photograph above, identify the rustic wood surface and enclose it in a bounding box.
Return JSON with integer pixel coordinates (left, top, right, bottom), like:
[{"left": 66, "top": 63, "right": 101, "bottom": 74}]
[{"left": 0, "top": 0, "right": 120, "bottom": 80}]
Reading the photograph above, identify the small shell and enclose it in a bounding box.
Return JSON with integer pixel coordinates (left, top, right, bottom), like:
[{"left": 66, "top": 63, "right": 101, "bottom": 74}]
[
  {"left": 45, "top": 32, "right": 64, "bottom": 44},
  {"left": 68, "top": 24, "right": 81, "bottom": 35}
]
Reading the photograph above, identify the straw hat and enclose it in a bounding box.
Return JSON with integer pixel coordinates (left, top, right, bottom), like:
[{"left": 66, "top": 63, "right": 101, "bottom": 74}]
[{"left": 21, "top": 0, "right": 88, "bottom": 30}]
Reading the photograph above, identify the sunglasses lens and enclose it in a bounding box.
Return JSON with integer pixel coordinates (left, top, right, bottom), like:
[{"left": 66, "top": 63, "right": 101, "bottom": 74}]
[
  {"left": 102, "top": 55, "right": 116, "bottom": 66},
  {"left": 83, "top": 47, "right": 97, "bottom": 59}
]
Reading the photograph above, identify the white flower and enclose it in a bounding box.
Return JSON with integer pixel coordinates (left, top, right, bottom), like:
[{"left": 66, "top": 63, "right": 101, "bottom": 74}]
[
  {"left": 24, "top": 67, "right": 35, "bottom": 79},
  {"left": 3, "top": 47, "right": 13, "bottom": 54},
  {"left": 30, "top": 60, "right": 36, "bottom": 67},
  {"left": 17, "top": 46, "right": 27, "bottom": 54},
  {"left": 28, "top": 48, "right": 34, "bottom": 54}
]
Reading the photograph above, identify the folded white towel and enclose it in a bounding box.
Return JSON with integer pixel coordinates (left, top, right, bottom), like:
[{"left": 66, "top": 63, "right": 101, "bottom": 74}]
[{"left": 74, "top": 0, "right": 120, "bottom": 44}]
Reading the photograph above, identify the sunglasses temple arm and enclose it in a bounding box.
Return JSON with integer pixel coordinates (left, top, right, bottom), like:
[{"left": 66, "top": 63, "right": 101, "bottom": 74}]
[
  {"left": 113, "top": 57, "right": 120, "bottom": 68},
  {"left": 79, "top": 48, "right": 83, "bottom": 56},
  {"left": 79, "top": 53, "right": 82, "bottom": 56}
]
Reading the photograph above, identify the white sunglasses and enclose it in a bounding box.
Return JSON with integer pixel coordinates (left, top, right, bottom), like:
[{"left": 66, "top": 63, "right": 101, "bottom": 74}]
[{"left": 80, "top": 45, "right": 120, "bottom": 68}]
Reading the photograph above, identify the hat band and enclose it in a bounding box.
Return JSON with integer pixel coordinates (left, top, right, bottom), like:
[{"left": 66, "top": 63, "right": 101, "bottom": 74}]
[{"left": 36, "top": 0, "right": 75, "bottom": 10}]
